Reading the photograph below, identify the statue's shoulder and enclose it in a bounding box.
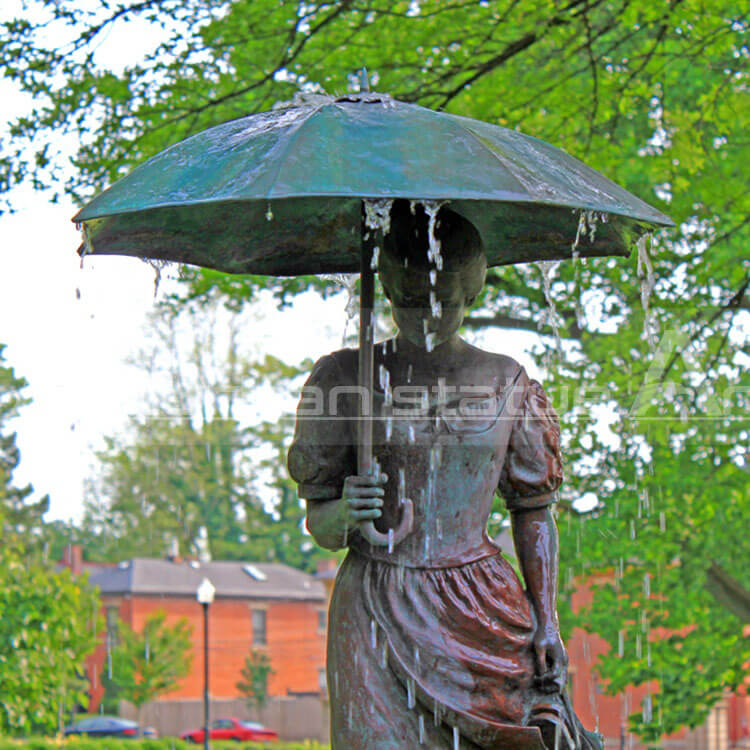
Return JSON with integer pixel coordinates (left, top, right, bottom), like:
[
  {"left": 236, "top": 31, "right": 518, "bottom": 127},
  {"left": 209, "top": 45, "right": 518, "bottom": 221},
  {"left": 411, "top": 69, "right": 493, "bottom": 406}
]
[
  {"left": 462, "top": 342, "right": 525, "bottom": 382},
  {"left": 310, "top": 347, "right": 359, "bottom": 382}
]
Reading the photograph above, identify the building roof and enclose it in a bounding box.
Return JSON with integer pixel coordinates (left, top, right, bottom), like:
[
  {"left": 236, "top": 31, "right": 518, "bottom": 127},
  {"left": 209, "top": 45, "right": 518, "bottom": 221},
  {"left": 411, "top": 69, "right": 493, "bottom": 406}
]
[{"left": 89, "top": 558, "right": 326, "bottom": 602}]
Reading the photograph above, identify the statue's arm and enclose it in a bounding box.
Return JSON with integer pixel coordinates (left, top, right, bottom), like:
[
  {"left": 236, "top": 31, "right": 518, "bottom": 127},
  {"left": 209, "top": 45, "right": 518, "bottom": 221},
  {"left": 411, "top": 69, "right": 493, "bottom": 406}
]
[
  {"left": 511, "top": 506, "right": 567, "bottom": 693},
  {"left": 306, "top": 474, "right": 386, "bottom": 551}
]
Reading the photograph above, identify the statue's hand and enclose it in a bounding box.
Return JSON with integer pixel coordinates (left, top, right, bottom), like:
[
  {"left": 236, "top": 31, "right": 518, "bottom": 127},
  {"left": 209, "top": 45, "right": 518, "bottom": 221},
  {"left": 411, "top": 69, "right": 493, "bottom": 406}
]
[
  {"left": 532, "top": 622, "right": 568, "bottom": 694},
  {"left": 341, "top": 474, "right": 387, "bottom": 529}
]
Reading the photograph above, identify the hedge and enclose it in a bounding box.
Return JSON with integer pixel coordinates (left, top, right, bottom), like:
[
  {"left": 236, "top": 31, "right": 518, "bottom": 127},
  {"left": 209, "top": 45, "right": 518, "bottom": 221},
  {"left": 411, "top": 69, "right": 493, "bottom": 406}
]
[{"left": 0, "top": 740, "right": 330, "bottom": 750}]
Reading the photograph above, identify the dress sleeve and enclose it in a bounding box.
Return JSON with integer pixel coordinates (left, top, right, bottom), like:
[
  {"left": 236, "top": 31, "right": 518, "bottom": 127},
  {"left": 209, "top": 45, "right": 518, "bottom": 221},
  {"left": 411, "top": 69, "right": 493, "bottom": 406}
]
[
  {"left": 498, "top": 377, "right": 563, "bottom": 512},
  {"left": 287, "top": 354, "right": 356, "bottom": 501}
]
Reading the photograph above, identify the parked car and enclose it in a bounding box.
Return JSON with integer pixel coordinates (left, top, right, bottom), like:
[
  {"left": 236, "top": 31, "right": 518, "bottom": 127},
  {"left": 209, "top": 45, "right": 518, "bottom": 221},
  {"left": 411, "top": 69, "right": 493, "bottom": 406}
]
[
  {"left": 181, "top": 717, "right": 278, "bottom": 743},
  {"left": 64, "top": 716, "right": 158, "bottom": 738}
]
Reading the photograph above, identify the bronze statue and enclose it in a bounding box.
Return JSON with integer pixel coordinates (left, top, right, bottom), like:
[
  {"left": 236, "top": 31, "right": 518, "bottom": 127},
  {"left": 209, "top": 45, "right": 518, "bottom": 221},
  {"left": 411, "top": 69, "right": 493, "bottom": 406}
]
[{"left": 288, "top": 201, "right": 602, "bottom": 750}]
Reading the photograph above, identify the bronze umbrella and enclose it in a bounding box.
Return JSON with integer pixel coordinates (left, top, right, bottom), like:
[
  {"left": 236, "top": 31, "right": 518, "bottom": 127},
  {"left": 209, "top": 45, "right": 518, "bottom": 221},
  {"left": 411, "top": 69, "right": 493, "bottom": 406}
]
[{"left": 72, "top": 91, "right": 673, "bottom": 546}]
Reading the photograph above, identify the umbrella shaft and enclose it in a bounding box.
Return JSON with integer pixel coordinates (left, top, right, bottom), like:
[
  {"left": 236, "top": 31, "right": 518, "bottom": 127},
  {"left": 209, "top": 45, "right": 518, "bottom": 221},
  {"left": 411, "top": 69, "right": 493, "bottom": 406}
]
[{"left": 358, "top": 205, "right": 375, "bottom": 477}]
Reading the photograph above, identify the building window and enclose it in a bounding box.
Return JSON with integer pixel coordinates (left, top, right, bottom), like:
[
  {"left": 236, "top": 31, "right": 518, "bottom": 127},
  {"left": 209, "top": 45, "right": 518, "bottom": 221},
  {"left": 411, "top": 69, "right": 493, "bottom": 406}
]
[
  {"left": 105, "top": 606, "right": 119, "bottom": 647},
  {"left": 318, "top": 609, "right": 327, "bottom": 633},
  {"left": 252, "top": 609, "right": 267, "bottom": 646}
]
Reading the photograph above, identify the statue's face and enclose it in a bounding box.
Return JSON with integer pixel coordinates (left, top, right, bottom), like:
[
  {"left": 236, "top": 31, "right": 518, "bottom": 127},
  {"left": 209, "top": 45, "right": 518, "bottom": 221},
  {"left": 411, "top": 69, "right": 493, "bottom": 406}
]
[{"left": 379, "top": 256, "right": 484, "bottom": 349}]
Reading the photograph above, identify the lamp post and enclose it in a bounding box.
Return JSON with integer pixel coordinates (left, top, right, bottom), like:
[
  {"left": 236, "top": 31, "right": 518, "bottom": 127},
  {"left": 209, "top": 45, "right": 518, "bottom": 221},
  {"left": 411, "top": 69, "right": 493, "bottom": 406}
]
[{"left": 196, "top": 577, "right": 215, "bottom": 750}]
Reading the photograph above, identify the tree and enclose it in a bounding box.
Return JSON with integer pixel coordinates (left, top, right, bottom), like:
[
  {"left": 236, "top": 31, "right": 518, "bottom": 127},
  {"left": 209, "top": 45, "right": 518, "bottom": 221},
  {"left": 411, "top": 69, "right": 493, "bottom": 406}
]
[
  {"left": 0, "top": 343, "right": 49, "bottom": 544},
  {"left": 102, "top": 610, "right": 193, "bottom": 719},
  {"left": 0, "top": 529, "right": 100, "bottom": 735},
  {"left": 236, "top": 649, "right": 274, "bottom": 712},
  {"left": 84, "top": 293, "right": 330, "bottom": 571},
  {"left": 2, "top": 0, "right": 747, "bottom": 741}
]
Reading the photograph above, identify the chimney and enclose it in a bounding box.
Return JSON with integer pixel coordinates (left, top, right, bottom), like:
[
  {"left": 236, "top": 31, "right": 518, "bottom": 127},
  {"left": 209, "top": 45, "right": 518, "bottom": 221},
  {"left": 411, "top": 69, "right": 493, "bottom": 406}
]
[
  {"left": 167, "top": 536, "right": 182, "bottom": 562},
  {"left": 63, "top": 544, "right": 83, "bottom": 576}
]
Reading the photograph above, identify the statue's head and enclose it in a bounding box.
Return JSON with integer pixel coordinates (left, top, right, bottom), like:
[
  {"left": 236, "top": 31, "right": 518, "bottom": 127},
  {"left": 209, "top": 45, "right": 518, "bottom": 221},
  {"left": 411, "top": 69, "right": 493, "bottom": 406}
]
[{"left": 379, "top": 200, "right": 486, "bottom": 349}]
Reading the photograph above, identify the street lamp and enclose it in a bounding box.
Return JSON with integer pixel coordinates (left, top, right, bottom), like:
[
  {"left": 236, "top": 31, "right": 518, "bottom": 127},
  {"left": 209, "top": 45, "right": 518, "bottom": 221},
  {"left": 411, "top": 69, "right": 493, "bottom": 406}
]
[{"left": 196, "top": 577, "right": 215, "bottom": 750}]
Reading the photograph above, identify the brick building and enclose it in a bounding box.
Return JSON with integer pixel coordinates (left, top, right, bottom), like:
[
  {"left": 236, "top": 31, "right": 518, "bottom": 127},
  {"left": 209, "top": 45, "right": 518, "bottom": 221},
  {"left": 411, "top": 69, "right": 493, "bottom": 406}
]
[{"left": 72, "top": 553, "right": 327, "bottom": 712}]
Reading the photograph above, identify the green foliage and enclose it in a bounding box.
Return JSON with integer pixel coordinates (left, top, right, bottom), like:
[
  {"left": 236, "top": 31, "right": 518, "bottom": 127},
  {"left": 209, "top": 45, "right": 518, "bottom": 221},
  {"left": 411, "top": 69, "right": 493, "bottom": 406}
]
[
  {"left": 102, "top": 611, "right": 192, "bottom": 712},
  {"left": 544, "top": 261, "right": 750, "bottom": 739},
  {"left": 82, "top": 295, "right": 329, "bottom": 572},
  {"left": 1, "top": 0, "right": 748, "bottom": 742},
  {"left": 0, "top": 538, "right": 100, "bottom": 735},
  {"left": 0, "top": 344, "right": 49, "bottom": 544},
  {"left": 236, "top": 649, "right": 274, "bottom": 711}
]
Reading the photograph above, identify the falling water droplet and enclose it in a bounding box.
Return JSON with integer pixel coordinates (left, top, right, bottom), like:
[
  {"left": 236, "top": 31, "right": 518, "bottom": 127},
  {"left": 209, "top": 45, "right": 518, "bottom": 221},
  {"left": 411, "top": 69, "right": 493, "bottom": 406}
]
[
  {"left": 408, "top": 677, "right": 416, "bottom": 709},
  {"left": 364, "top": 199, "right": 394, "bottom": 234},
  {"left": 453, "top": 725, "right": 460, "bottom": 750},
  {"left": 659, "top": 511, "right": 666, "bottom": 532},
  {"left": 643, "top": 694, "right": 652, "bottom": 723},
  {"left": 636, "top": 233, "right": 656, "bottom": 349},
  {"left": 370, "top": 619, "right": 377, "bottom": 650},
  {"left": 429, "top": 290, "right": 442, "bottom": 319},
  {"left": 418, "top": 715, "right": 425, "bottom": 744},
  {"left": 429, "top": 269, "right": 437, "bottom": 286},
  {"left": 379, "top": 364, "right": 390, "bottom": 391},
  {"left": 388, "top": 528, "right": 394, "bottom": 554},
  {"left": 537, "top": 260, "right": 563, "bottom": 358},
  {"left": 265, "top": 203, "right": 273, "bottom": 221},
  {"left": 618, "top": 630, "right": 625, "bottom": 657},
  {"left": 643, "top": 573, "right": 651, "bottom": 598}
]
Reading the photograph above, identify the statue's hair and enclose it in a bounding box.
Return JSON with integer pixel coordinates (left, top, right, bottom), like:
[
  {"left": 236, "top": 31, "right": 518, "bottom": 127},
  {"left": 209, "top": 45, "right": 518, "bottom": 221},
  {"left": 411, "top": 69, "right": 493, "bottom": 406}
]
[{"left": 380, "top": 199, "right": 486, "bottom": 301}]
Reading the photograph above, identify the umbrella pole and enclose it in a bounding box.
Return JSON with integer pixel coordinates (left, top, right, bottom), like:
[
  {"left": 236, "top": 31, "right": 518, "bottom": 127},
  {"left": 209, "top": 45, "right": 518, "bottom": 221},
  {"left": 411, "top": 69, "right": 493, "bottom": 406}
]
[
  {"left": 357, "top": 202, "right": 415, "bottom": 549},
  {"left": 358, "top": 202, "right": 375, "bottom": 478}
]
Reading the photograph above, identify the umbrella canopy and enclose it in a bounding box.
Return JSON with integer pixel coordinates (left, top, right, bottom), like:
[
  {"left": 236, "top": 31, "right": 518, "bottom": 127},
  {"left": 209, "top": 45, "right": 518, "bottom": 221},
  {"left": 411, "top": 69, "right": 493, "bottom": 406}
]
[{"left": 74, "top": 93, "right": 673, "bottom": 274}]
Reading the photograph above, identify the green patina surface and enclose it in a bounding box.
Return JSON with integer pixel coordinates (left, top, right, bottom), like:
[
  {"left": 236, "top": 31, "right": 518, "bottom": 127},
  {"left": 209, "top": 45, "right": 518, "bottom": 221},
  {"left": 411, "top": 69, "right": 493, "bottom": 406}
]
[{"left": 74, "top": 96, "right": 671, "bottom": 276}]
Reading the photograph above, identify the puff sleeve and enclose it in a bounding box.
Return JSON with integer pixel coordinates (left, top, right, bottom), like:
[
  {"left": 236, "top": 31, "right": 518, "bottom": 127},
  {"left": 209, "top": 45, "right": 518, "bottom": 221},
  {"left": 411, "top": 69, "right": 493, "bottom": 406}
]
[
  {"left": 498, "top": 377, "right": 563, "bottom": 512},
  {"left": 287, "top": 353, "right": 357, "bottom": 501}
]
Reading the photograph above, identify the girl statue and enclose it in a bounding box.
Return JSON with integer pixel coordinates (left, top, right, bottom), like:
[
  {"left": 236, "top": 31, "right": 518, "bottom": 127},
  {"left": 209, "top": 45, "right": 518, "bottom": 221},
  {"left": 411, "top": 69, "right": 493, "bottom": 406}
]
[{"left": 287, "top": 201, "right": 602, "bottom": 750}]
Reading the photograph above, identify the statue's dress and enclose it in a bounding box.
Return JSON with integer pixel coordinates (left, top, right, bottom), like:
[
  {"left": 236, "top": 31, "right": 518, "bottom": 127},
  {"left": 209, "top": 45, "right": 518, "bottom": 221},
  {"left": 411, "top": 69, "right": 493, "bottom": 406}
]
[{"left": 288, "top": 347, "right": 596, "bottom": 750}]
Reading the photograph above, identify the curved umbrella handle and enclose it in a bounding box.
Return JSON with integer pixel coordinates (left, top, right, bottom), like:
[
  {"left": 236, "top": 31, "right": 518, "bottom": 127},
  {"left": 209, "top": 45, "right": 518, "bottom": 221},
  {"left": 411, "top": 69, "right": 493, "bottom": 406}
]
[{"left": 360, "top": 498, "right": 415, "bottom": 548}]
